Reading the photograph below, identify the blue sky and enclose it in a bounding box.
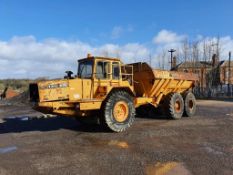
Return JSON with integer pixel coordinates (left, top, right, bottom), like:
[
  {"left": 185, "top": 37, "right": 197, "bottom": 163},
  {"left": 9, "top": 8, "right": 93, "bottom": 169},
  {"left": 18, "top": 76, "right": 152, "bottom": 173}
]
[
  {"left": 0, "top": 0, "right": 233, "bottom": 78},
  {"left": 0, "top": 0, "right": 233, "bottom": 44}
]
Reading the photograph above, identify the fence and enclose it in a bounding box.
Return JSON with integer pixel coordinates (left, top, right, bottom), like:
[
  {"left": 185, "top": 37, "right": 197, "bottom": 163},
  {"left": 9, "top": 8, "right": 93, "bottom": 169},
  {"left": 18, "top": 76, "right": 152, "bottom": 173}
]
[{"left": 194, "top": 84, "right": 233, "bottom": 98}]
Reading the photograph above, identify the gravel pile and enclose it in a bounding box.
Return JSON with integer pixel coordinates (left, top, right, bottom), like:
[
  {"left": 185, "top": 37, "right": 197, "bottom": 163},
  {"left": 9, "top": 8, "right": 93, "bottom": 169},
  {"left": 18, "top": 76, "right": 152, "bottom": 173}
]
[{"left": 2, "top": 91, "right": 30, "bottom": 105}]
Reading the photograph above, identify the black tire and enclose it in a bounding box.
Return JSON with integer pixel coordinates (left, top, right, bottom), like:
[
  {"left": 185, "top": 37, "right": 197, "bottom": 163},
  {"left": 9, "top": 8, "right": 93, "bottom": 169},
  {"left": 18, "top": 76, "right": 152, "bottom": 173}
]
[
  {"left": 183, "top": 92, "right": 196, "bottom": 117},
  {"left": 101, "top": 90, "right": 135, "bottom": 132},
  {"left": 164, "top": 93, "right": 184, "bottom": 119}
]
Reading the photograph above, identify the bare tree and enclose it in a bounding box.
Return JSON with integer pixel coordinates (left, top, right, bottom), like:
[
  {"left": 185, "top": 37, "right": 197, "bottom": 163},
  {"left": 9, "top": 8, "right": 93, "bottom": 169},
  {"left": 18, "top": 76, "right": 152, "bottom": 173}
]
[
  {"left": 182, "top": 38, "right": 189, "bottom": 63},
  {"left": 158, "top": 49, "right": 167, "bottom": 70},
  {"left": 191, "top": 41, "right": 200, "bottom": 72}
]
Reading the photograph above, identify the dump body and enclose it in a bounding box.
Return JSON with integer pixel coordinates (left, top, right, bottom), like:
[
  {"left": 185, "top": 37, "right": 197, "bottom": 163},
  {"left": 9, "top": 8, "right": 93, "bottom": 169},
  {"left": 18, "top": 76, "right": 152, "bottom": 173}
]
[{"left": 131, "top": 62, "right": 198, "bottom": 107}]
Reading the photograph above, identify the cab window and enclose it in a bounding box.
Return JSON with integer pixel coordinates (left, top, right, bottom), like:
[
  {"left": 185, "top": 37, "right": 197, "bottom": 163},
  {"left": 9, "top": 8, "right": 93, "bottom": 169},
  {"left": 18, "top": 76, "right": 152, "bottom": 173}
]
[
  {"left": 96, "top": 61, "right": 110, "bottom": 79},
  {"left": 78, "top": 60, "right": 93, "bottom": 79},
  {"left": 112, "top": 62, "right": 120, "bottom": 79}
]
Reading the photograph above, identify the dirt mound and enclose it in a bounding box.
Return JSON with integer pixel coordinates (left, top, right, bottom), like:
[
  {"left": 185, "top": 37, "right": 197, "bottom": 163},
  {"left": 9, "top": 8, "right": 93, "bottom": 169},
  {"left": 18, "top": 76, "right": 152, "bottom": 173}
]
[
  {"left": 0, "top": 88, "right": 20, "bottom": 100},
  {"left": 5, "top": 91, "right": 30, "bottom": 105}
]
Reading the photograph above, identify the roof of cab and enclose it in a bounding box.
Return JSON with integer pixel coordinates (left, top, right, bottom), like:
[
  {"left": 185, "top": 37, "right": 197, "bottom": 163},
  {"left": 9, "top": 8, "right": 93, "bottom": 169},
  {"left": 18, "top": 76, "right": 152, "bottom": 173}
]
[{"left": 78, "top": 56, "right": 121, "bottom": 62}]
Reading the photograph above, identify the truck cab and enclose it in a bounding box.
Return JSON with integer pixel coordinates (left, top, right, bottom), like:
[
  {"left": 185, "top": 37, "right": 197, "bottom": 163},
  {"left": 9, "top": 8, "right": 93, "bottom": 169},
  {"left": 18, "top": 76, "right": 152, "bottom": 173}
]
[
  {"left": 30, "top": 55, "right": 134, "bottom": 115},
  {"left": 75, "top": 55, "right": 134, "bottom": 100}
]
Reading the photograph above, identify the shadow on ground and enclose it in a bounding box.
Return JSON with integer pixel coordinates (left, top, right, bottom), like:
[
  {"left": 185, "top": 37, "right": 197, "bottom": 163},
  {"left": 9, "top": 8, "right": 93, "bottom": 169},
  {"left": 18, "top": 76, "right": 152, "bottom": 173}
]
[
  {"left": 0, "top": 103, "right": 170, "bottom": 134},
  {"left": 0, "top": 116, "right": 108, "bottom": 134},
  {"left": 136, "top": 104, "right": 168, "bottom": 120},
  {"left": 0, "top": 113, "right": 169, "bottom": 134}
]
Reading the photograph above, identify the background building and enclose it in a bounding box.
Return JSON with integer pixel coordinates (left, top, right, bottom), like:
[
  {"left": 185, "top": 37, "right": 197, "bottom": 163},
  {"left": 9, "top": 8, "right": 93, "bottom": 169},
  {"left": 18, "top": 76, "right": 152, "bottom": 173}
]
[{"left": 173, "top": 54, "right": 233, "bottom": 97}]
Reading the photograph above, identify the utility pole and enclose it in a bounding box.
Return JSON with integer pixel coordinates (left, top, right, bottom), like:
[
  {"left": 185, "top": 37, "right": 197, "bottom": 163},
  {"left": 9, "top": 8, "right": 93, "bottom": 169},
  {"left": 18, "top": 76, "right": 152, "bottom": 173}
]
[
  {"left": 168, "top": 49, "right": 176, "bottom": 70},
  {"left": 228, "top": 51, "right": 231, "bottom": 96}
]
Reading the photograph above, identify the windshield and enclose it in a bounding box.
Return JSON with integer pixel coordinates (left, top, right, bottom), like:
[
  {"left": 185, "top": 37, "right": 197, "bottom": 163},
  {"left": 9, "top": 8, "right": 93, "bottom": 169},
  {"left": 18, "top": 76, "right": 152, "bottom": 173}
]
[{"left": 77, "top": 60, "right": 93, "bottom": 79}]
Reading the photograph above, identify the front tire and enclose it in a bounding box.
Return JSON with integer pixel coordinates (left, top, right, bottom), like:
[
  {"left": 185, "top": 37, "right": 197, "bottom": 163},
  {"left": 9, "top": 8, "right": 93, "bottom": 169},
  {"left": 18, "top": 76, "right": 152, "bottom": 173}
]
[{"left": 102, "top": 90, "right": 135, "bottom": 132}]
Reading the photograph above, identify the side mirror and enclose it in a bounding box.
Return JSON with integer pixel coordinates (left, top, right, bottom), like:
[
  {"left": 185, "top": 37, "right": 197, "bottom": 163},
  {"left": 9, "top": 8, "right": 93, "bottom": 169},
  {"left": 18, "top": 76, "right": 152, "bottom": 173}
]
[{"left": 64, "top": 71, "right": 74, "bottom": 79}]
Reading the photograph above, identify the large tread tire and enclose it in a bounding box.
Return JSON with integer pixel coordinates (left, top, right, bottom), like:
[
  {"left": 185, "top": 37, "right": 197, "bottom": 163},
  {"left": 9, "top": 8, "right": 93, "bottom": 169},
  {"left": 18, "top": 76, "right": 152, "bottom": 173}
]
[
  {"left": 183, "top": 92, "right": 197, "bottom": 117},
  {"left": 102, "top": 90, "right": 135, "bottom": 132},
  {"left": 164, "top": 93, "right": 184, "bottom": 120}
]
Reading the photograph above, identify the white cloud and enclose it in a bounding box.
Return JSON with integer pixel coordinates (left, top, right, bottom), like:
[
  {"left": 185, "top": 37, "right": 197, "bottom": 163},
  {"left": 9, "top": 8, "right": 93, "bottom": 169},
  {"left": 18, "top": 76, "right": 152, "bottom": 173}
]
[
  {"left": 0, "top": 30, "right": 233, "bottom": 79},
  {"left": 219, "top": 36, "right": 233, "bottom": 58},
  {"left": 153, "top": 29, "right": 186, "bottom": 44},
  {"left": 0, "top": 36, "right": 149, "bottom": 79},
  {"left": 151, "top": 30, "right": 187, "bottom": 69}
]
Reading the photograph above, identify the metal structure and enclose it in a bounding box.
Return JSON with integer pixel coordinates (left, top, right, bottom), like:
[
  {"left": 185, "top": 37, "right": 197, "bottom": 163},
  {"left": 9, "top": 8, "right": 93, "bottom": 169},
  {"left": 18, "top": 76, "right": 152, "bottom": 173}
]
[
  {"left": 30, "top": 55, "right": 198, "bottom": 132},
  {"left": 168, "top": 49, "right": 176, "bottom": 70}
]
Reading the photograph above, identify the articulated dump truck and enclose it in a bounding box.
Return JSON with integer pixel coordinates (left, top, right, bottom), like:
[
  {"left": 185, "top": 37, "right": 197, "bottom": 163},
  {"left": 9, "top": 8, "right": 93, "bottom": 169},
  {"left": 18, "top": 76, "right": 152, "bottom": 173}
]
[{"left": 29, "top": 55, "right": 198, "bottom": 132}]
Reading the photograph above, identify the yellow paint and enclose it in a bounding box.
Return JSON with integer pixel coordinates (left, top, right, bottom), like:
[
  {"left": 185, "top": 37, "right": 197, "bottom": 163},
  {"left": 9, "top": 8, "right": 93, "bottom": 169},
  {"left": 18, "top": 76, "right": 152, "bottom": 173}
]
[
  {"left": 82, "top": 79, "right": 92, "bottom": 99},
  {"left": 38, "top": 79, "right": 69, "bottom": 102},
  {"left": 53, "top": 109, "right": 77, "bottom": 116},
  {"left": 108, "top": 140, "right": 129, "bottom": 149},
  {"left": 132, "top": 62, "right": 196, "bottom": 105},
  {"left": 113, "top": 101, "right": 129, "bottom": 122},
  {"left": 68, "top": 79, "right": 82, "bottom": 101},
  {"left": 134, "top": 97, "right": 153, "bottom": 107},
  {"left": 145, "top": 162, "right": 178, "bottom": 175},
  {"left": 79, "top": 101, "right": 102, "bottom": 110}
]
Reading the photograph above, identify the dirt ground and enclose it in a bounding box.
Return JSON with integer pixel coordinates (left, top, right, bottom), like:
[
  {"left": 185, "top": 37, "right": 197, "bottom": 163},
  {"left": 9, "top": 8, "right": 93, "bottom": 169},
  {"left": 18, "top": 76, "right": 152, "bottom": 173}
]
[{"left": 0, "top": 100, "right": 233, "bottom": 175}]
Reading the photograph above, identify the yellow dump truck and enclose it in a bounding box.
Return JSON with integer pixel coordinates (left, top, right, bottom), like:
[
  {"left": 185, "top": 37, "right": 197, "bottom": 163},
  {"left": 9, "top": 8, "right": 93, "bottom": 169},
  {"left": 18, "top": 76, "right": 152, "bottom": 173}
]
[{"left": 29, "top": 55, "right": 198, "bottom": 132}]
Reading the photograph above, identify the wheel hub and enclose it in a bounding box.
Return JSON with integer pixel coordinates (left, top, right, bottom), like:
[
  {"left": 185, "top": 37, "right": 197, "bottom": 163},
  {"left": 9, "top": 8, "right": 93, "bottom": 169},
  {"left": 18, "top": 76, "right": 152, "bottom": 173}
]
[
  {"left": 188, "top": 100, "right": 194, "bottom": 109},
  {"left": 113, "top": 101, "right": 129, "bottom": 122},
  {"left": 175, "top": 100, "right": 181, "bottom": 112}
]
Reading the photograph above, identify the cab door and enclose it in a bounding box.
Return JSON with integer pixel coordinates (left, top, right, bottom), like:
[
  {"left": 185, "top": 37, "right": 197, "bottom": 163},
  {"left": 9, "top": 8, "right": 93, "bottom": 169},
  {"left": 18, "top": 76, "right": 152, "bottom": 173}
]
[
  {"left": 78, "top": 59, "right": 93, "bottom": 99},
  {"left": 111, "top": 62, "right": 121, "bottom": 86},
  {"left": 93, "top": 60, "right": 111, "bottom": 98},
  {"left": 93, "top": 60, "right": 122, "bottom": 99}
]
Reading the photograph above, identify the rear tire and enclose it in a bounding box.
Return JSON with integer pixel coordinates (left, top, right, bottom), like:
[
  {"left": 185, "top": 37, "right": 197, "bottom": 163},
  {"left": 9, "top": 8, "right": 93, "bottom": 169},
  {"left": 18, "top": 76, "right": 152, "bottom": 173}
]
[
  {"left": 102, "top": 90, "right": 135, "bottom": 132},
  {"left": 164, "top": 93, "right": 184, "bottom": 119},
  {"left": 183, "top": 92, "right": 196, "bottom": 117}
]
